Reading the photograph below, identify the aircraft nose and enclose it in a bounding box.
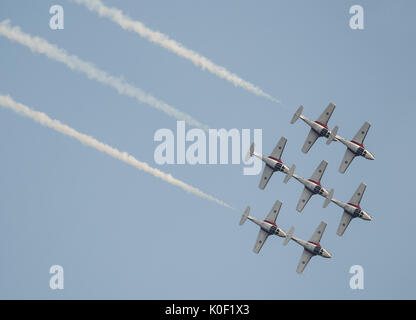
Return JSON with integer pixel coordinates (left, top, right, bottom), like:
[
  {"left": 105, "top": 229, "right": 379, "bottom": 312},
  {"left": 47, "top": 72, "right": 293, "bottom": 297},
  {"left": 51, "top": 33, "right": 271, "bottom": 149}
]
[
  {"left": 363, "top": 213, "right": 372, "bottom": 221},
  {"left": 279, "top": 229, "right": 287, "bottom": 238},
  {"left": 368, "top": 152, "right": 375, "bottom": 160},
  {"left": 323, "top": 250, "right": 332, "bottom": 258}
]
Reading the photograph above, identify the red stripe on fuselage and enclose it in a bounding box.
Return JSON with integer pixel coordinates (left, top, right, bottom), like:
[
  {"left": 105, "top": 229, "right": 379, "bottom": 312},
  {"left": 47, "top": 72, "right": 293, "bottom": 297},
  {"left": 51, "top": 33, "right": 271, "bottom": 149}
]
[
  {"left": 348, "top": 203, "right": 361, "bottom": 210},
  {"left": 264, "top": 220, "right": 277, "bottom": 227},
  {"left": 351, "top": 140, "right": 365, "bottom": 148},
  {"left": 268, "top": 156, "right": 282, "bottom": 163},
  {"left": 308, "top": 241, "right": 321, "bottom": 247},
  {"left": 315, "top": 121, "right": 328, "bottom": 129},
  {"left": 308, "top": 179, "right": 321, "bottom": 186}
]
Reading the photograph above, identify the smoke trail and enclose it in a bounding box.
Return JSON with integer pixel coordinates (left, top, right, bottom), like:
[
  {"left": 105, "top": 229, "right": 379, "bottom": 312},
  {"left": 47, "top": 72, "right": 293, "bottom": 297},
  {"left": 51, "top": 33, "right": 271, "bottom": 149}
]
[
  {"left": 0, "top": 94, "right": 234, "bottom": 210},
  {"left": 0, "top": 19, "right": 209, "bottom": 131},
  {"left": 73, "top": 0, "right": 280, "bottom": 103}
]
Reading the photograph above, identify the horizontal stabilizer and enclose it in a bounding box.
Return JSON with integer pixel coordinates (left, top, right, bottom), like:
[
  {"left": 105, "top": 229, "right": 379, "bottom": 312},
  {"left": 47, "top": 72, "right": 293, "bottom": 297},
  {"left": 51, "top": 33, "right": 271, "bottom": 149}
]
[
  {"left": 283, "top": 164, "right": 296, "bottom": 184},
  {"left": 240, "top": 206, "right": 250, "bottom": 226},
  {"left": 283, "top": 226, "right": 295, "bottom": 246},
  {"left": 327, "top": 125, "right": 339, "bottom": 145},
  {"left": 245, "top": 143, "right": 255, "bottom": 162},
  {"left": 323, "top": 188, "right": 334, "bottom": 208},
  {"left": 290, "top": 105, "right": 304, "bottom": 124}
]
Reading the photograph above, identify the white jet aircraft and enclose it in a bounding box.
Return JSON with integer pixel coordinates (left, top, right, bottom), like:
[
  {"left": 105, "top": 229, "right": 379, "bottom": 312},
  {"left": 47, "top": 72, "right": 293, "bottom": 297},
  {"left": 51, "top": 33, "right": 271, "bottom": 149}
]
[
  {"left": 283, "top": 221, "right": 332, "bottom": 274},
  {"left": 245, "top": 137, "right": 295, "bottom": 190},
  {"left": 323, "top": 183, "right": 372, "bottom": 236},
  {"left": 290, "top": 103, "right": 338, "bottom": 153},
  {"left": 327, "top": 122, "right": 375, "bottom": 173},
  {"left": 240, "top": 200, "right": 287, "bottom": 254},
  {"left": 285, "top": 160, "right": 331, "bottom": 212}
]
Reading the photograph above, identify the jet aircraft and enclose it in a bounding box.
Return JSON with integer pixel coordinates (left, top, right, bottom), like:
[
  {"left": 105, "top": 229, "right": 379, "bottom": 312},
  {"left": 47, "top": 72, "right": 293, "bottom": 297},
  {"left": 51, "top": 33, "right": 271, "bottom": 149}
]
[
  {"left": 245, "top": 137, "right": 295, "bottom": 190},
  {"left": 283, "top": 221, "right": 332, "bottom": 274},
  {"left": 240, "top": 200, "right": 287, "bottom": 254},
  {"left": 327, "top": 122, "right": 375, "bottom": 173},
  {"left": 323, "top": 183, "right": 372, "bottom": 236},
  {"left": 290, "top": 103, "right": 338, "bottom": 153},
  {"left": 285, "top": 160, "right": 331, "bottom": 212}
]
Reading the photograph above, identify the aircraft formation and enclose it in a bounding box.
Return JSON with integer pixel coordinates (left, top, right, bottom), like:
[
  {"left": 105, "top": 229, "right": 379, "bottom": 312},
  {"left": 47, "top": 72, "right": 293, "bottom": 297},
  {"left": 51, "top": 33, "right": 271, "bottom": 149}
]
[{"left": 241, "top": 103, "right": 375, "bottom": 274}]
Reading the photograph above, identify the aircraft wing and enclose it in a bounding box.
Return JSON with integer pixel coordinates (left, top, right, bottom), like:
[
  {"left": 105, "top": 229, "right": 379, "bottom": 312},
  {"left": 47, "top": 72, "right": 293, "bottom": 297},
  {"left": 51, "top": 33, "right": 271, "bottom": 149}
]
[
  {"left": 339, "top": 149, "right": 356, "bottom": 173},
  {"left": 349, "top": 183, "right": 367, "bottom": 206},
  {"left": 337, "top": 211, "right": 354, "bottom": 236},
  {"left": 352, "top": 122, "right": 371, "bottom": 145},
  {"left": 301, "top": 129, "right": 319, "bottom": 153},
  {"left": 310, "top": 160, "right": 328, "bottom": 183},
  {"left": 296, "top": 188, "right": 313, "bottom": 212},
  {"left": 253, "top": 229, "right": 269, "bottom": 254},
  {"left": 309, "top": 221, "right": 327, "bottom": 243},
  {"left": 316, "top": 102, "right": 336, "bottom": 125},
  {"left": 296, "top": 249, "right": 314, "bottom": 274},
  {"left": 265, "top": 200, "right": 282, "bottom": 224},
  {"left": 270, "top": 136, "right": 287, "bottom": 160},
  {"left": 259, "top": 165, "right": 274, "bottom": 190}
]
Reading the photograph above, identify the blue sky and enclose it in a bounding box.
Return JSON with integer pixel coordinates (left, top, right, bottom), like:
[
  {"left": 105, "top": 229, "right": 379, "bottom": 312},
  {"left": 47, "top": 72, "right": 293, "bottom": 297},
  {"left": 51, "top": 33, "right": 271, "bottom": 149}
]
[{"left": 0, "top": 0, "right": 415, "bottom": 299}]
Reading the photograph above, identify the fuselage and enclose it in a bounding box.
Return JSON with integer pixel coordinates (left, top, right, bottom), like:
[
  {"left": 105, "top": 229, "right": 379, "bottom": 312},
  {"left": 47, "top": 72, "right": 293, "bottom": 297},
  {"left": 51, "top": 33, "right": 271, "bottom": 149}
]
[
  {"left": 292, "top": 173, "right": 329, "bottom": 198},
  {"left": 253, "top": 152, "right": 289, "bottom": 173},
  {"left": 248, "top": 216, "right": 287, "bottom": 238},
  {"left": 336, "top": 136, "right": 375, "bottom": 160},
  {"left": 300, "top": 116, "right": 332, "bottom": 139},
  {"left": 292, "top": 237, "right": 332, "bottom": 258},
  {"left": 331, "top": 198, "right": 372, "bottom": 220}
]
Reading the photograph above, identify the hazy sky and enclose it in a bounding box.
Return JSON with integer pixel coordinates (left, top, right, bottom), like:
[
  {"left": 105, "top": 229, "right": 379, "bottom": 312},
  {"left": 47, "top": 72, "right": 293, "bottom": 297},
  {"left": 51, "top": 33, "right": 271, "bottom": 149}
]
[{"left": 0, "top": 0, "right": 415, "bottom": 299}]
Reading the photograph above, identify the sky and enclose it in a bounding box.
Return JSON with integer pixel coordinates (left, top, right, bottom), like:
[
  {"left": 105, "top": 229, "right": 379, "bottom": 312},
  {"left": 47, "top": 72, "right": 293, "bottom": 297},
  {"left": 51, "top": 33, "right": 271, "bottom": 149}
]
[{"left": 0, "top": 0, "right": 415, "bottom": 299}]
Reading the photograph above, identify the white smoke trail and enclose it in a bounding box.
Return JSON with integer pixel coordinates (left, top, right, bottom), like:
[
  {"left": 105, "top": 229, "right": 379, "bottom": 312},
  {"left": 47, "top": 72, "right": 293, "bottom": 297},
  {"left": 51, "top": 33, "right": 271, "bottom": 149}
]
[
  {"left": 0, "top": 19, "right": 209, "bottom": 131},
  {"left": 0, "top": 94, "right": 234, "bottom": 210},
  {"left": 73, "top": 0, "right": 280, "bottom": 103}
]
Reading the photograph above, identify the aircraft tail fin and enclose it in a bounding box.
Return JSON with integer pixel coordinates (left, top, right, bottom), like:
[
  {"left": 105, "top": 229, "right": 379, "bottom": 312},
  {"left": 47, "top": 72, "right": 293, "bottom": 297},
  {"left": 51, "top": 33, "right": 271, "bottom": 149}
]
[
  {"left": 290, "top": 105, "right": 303, "bottom": 124},
  {"left": 239, "top": 206, "right": 250, "bottom": 226},
  {"left": 327, "top": 126, "right": 339, "bottom": 145},
  {"left": 323, "top": 188, "right": 334, "bottom": 208},
  {"left": 244, "top": 143, "right": 255, "bottom": 162},
  {"left": 283, "top": 226, "right": 295, "bottom": 246},
  {"left": 283, "top": 164, "right": 296, "bottom": 184}
]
